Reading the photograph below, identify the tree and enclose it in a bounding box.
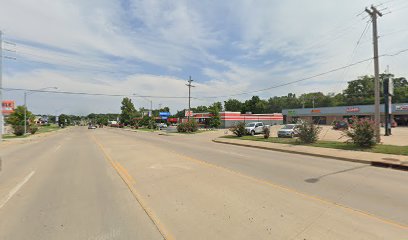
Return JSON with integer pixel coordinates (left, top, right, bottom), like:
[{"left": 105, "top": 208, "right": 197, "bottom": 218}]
[
  {"left": 224, "top": 99, "right": 242, "bottom": 112},
  {"left": 120, "top": 97, "right": 137, "bottom": 125},
  {"left": 208, "top": 103, "right": 221, "bottom": 128},
  {"left": 392, "top": 77, "right": 408, "bottom": 103},
  {"left": 6, "top": 106, "right": 34, "bottom": 127},
  {"left": 58, "top": 114, "right": 71, "bottom": 126},
  {"left": 6, "top": 106, "right": 35, "bottom": 135}
]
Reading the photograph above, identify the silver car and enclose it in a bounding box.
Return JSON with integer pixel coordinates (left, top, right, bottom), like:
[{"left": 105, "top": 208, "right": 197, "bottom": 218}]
[{"left": 277, "top": 124, "right": 300, "bottom": 138}]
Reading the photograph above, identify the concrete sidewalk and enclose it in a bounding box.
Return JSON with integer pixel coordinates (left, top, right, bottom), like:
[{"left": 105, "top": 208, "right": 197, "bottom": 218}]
[{"left": 214, "top": 137, "right": 408, "bottom": 170}]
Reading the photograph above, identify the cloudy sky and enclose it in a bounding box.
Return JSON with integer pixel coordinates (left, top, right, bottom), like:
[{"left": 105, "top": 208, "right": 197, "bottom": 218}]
[{"left": 1, "top": 0, "right": 408, "bottom": 115}]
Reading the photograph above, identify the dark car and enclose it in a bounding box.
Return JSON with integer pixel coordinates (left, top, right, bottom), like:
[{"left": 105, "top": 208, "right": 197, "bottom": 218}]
[{"left": 332, "top": 121, "right": 348, "bottom": 130}]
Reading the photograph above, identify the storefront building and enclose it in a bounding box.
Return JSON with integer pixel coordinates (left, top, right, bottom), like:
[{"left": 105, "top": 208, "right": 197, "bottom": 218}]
[
  {"left": 282, "top": 103, "right": 408, "bottom": 126},
  {"left": 182, "top": 112, "right": 283, "bottom": 128}
]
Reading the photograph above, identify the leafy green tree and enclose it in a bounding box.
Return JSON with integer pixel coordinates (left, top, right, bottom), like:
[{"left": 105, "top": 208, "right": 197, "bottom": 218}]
[
  {"left": 6, "top": 106, "right": 34, "bottom": 127},
  {"left": 224, "top": 99, "right": 242, "bottom": 112},
  {"left": 208, "top": 103, "right": 221, "bottom": 128},
  {"left": 6, "top": 106, "right": 36, "bottom": 135},
  {"left": 58, "top": 114, "right": 71, "bottom": 126},
  {"left": 392, "top": 77, "right": 408, "bottom": 103},
  {"left": 120, "top": 97, "right": 137, "bottom": 125}
]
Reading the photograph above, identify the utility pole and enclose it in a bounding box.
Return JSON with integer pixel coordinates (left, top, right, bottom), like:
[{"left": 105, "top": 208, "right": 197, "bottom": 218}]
[
  {"left": 365, "top": 5, "right": 383, "bottom": 143},
  {"left": 0, "top": 31, "right": 3, "bottom": 142},
  {"left": 186, "top": 76, "right": 195, "bottom": 121}
]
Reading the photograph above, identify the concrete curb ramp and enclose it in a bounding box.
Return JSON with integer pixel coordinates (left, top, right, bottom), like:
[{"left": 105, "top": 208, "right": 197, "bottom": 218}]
[{"left": 213, "top": 138, "right": 408, "bottom": 171}]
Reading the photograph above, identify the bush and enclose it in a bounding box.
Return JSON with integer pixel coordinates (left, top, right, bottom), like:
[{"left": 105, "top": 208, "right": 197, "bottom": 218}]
[
  {"left": 148, "top": 120, "right": 157, "bottom": 129},
  {"left": 263, "top": 126, "right": 270, "bottom": 139},
  {"left": 13, "top": 125, "right": 25, "bottom": 136},
  {"left": 177, "top": 121, "right": 198, "bottom": 133},
  {"left": 297, "top": 121, "right": 321, "bottom": 144},
  {"left": 229, "top": 122, "right": 246, "bottom": 137},
  {"left": 345, "top": 117, "right": 376, "bottom": 147},
  {"left": 29, "top": 125, "right": 38, "bottom": 134}
]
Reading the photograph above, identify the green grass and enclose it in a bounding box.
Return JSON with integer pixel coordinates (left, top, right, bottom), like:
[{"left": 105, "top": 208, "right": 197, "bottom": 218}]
[
  {"left": 222, "top": 135, "right": 408, "bottom": 156},
  {"left": 174, "top": 129, "right": 216, "bottom": 134},
  {"left": 3, "top": 124, "right": 63, "bottom": 139}
]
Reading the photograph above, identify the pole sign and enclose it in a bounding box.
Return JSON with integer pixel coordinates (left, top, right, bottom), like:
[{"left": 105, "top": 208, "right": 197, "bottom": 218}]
[
  {"left": 159, "top": 112, "right": 171, "bottom": 117},
  {"left": 185, "top": 110, "right": 193, "bottom": 117}
]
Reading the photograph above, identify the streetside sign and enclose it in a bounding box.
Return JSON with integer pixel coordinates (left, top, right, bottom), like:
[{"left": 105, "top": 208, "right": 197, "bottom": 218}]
[
  {"left": 159, "top": 112, "right": 171, "bottom": 117},
  {"left": 185, "top": 110, "right": 193, "bottom": 117},
  {"left": 310, "top": 109, "right": 321, "bottom": 113},
  {"left": 396, "top": 105, "right": 408, "bottom": 111}
]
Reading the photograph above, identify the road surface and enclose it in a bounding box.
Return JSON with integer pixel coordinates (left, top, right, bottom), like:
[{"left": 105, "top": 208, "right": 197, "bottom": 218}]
[{"left": 0, "top": 127, "right": 407, "bottom": 239}]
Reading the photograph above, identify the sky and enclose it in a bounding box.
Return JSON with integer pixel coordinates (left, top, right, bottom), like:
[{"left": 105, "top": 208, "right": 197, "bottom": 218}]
[{"left": 1, "top": 0, "right": 408, "bottom": 115}]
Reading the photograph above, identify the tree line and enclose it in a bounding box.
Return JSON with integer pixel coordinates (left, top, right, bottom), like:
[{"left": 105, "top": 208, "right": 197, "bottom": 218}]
[{"left": 179, "top": 74, "right": 407, "bottom": 115}]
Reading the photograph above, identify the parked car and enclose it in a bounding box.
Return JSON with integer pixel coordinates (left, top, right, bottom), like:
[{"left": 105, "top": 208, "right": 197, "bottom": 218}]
[
  {"left": 332, "top": 121, "right": 349, "bottom": 130},
  {"left": 88, "top": 125, "right": 96, "bottom": 129},
  {"left": 245, "top": 122, "right": 269, "bottom": 136},
  {"left": 158, "top": 123, "right": 168, "bottom": 129},
  {"left": 277, "top": 124, "right": 300, "bottom": 138}
]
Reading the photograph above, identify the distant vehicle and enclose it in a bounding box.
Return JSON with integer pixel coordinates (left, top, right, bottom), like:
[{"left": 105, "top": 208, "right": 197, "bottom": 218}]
[
  {"left": 158, "top": 123, "right": 168, "bottom": 129},
  {"left": 333, "top": 121, "right": 349, "bottom": 130},
  {"left": 277, "top": 124, "right": 300, "bottom": 138},
  {"left": 245, "top": 122, "right": 269, "bottom": 136},
  {"left": 88, "top": 125, "right": 96, "bottom": 129}
]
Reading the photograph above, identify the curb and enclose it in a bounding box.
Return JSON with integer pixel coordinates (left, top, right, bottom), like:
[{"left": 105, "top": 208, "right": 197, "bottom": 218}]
[{"left": 212, "top": 139, "right": 408, "bottom": 171}]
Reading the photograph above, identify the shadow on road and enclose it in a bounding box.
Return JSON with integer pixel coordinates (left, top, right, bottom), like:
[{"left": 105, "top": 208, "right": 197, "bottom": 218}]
[{"left": 305, "top": 165, "right": 369, "bottom": 183}]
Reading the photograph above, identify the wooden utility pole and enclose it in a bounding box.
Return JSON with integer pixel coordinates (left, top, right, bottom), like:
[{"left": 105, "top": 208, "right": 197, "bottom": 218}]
[{"left": 365, "top": 5, "right": 383, "bottom": 143}]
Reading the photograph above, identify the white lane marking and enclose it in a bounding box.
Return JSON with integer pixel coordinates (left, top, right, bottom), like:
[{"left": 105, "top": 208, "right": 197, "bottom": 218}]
[{"left": 0, "top": 170, "right": 35, "bottom": 209}]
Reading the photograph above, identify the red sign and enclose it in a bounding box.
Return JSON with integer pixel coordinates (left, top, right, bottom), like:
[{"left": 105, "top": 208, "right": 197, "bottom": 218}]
[
  {"left": 311, "top": 109, "right": 321, "bottom": 113},
  {"left": 2, "top": 100, "right": 15, "bottom": 115},
  {"left": 396, "top": 105, "right": 408, "bottom": 111},
  {"left": 346, "top": 107, "right": 360, "bottom": 113},
  {"left": 185, "top": 110, "right": 193, "bottom": 117}
]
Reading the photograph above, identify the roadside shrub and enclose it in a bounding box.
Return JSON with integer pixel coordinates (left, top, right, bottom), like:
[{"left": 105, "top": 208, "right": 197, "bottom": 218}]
[
  {"left": 345, "top": 117, "right": 376, "bottom": 147},
  {"left": 263, "top": 126, "right": 270, "bottom": 139},
  {"left": 29, "top": 125, "right": 38, "bottom": 134},
  {"left": 177, "top": 121, "right": 198, "bottom": 133},
  {"left": 229, "top": 122, "right": 246, "bottom": 137},
  {"left": 13, "top": 125, "right": 25, "bottom": 136},
  {"left": 148, "top": 120, "right": 157, "bottom": 129},
  {"left": 297, "top": 121, "right": 321, "bottom": 144}
]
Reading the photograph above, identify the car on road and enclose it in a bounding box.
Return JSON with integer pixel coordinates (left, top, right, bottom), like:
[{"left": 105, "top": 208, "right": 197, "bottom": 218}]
[
  {"left": 277, "top": 124, "right": 300, "bottom": 138},
  {"left": 158, "top": 123, "right": 168, "bottom": 129},
  {"left": 88, "top": 125, "right": 96, "bottom": 129},
  {"left": 245, "top": 122, "right": 269, "bottom": 136}
]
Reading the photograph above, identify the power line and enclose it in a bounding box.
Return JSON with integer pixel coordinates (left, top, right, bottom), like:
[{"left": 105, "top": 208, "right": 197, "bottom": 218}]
[
  {"left": 0, "top": 87, "right": 190, "bottom": 99},
  {"left": 195, "top": 47, "right": 408, "bottom": 100}
]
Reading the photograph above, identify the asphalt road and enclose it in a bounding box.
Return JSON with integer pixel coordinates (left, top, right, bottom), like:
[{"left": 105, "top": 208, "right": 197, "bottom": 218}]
[
  {"left": 0, "top": 128, "right": 163, "bottom": 240},
  {"left": 0, "top": 127, "right": 407, "bottom": 239}
]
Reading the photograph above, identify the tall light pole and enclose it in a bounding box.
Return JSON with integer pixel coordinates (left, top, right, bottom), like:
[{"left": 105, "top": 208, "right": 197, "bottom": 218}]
[
  {"left": 24, "top": 87, "right": 57, "bottom": 134},
  {"left": 186, "top": 76, "right": 195, "bottom": 121},
  {"left": 133, "top": 93, "right": 152, "bottom": 117}
]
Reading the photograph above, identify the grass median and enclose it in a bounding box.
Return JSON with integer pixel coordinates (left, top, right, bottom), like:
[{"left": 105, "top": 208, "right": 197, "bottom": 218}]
[
  {"left": 3, "top": 124, "right": 63, "bottom": 139},
  {"left": 221, "top": 135, "right": 408, "bottom": 156}
]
